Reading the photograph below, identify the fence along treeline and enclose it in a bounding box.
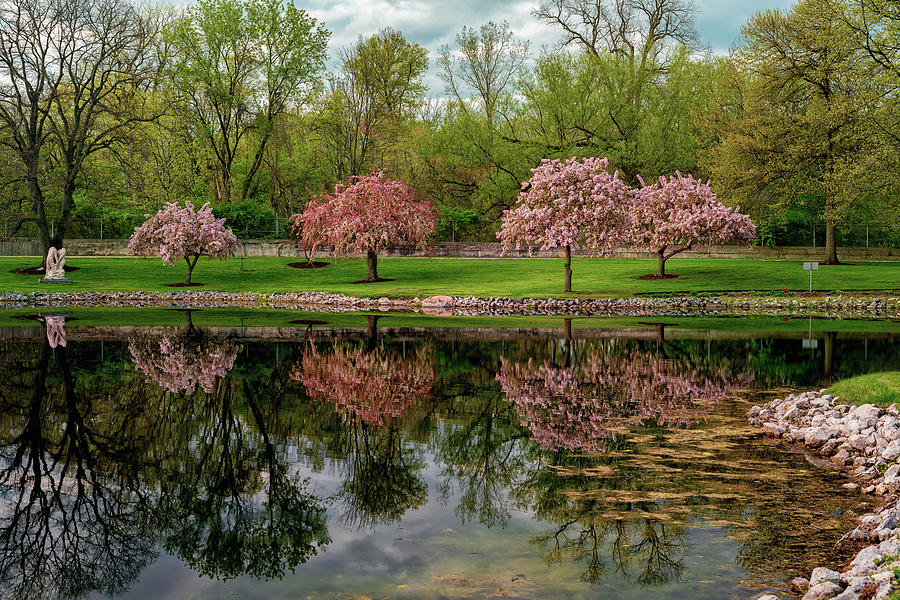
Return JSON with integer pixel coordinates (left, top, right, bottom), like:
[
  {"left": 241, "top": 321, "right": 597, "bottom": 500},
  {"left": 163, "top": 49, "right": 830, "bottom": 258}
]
[{"left": 0, "top": 0, "right": 897, "bottom": 263}]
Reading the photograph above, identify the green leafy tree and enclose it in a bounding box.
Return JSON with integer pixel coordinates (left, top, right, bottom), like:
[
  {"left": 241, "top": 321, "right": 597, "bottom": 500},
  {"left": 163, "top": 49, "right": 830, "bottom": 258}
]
[
  {"left": 319, "top": 28, "right": 428, "bottom": 181},
  {"left": 438, "top": 21, "right": 529, "bottom": 126},
  {"left": 708, "top": 0, "right": 886, "bottom": 263},
  {"left": 0, "top": 0, "right": 166, "bottom": 261},
  {"left": 166, "top": 0, "right": 328, "bottom": 203}
]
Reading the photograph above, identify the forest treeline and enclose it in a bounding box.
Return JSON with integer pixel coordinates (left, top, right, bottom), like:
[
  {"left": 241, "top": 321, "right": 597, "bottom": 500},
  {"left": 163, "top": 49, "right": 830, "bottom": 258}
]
[{"left": 0, "top": 0, "right": 898, "bottom": 259}]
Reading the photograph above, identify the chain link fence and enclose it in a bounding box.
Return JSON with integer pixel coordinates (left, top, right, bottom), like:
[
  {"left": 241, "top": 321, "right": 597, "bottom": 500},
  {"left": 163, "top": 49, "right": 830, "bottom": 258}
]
[
  {"left": 754, "top": 222, "right": 900, "bottom": 248},
  {"left": 2, "top": 213, "right": 898, "bottom": 247},
  {"left": 0, "top": 214, "right": 292, "bottom": 241}
]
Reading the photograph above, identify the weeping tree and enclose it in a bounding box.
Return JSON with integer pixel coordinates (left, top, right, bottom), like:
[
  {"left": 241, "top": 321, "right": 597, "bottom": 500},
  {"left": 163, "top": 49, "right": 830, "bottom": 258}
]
[{"left": 289, "top": 171, "right": 436, "bottom": 283}]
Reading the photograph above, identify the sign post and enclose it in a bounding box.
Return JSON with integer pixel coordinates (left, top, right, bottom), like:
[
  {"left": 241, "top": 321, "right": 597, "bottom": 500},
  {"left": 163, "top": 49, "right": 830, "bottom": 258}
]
[{"left": 803, "top": 261, "right": 819, "bottom": 292}]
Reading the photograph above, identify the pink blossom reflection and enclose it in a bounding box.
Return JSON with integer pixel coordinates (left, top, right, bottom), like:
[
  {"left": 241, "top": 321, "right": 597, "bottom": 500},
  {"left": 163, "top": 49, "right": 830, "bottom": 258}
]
[
  {"left": 498, "top": 349, "right": 752, "bottom": 452},
  {"left": 129, "top": 334, "right": 239, "bottom": 394},
  {"left": 292, "top": 343, "right": 435, "bottom": 427}
]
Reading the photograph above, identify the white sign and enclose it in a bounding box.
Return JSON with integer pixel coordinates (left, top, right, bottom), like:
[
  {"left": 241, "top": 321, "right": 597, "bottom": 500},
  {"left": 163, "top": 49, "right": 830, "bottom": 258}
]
[
  {"left": 802, "top": 338, "right": 818, "bottom": 349},
  {"left": 803, "top": 262, "right": 819, "bottom": 271}
]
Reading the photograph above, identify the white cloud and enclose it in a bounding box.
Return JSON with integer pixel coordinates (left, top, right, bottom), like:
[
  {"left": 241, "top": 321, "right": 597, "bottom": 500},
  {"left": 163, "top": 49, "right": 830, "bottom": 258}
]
[{"left": 295, "top": 0, "right": 795, "bottom": 95}]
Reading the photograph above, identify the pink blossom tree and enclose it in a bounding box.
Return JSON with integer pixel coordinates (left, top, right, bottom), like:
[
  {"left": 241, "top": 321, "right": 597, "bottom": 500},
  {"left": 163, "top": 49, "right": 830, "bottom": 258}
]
[
  {"left": 629, "top": 173, "right": 756, "bottom": 277},
  {"left": 289, "top": 172, "right": 436, "bottom": 282},
  {"left": 127, "top": 202, "right": 238, "bottom": 285},
  {"left": 497, "top": 157, "right": 630, "bottom": 292},
  {"left": 291, "top": 343, "right": 435, "bottom": 427}
]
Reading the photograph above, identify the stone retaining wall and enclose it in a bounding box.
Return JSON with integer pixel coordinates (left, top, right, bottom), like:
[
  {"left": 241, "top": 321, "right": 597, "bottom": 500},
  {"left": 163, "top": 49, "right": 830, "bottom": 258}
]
[
  {"left": 2, "top": 237, "right": 898, "bottom": 260},
  {"left": 1, "top": 290, "right": 898, "bottom": 319}
]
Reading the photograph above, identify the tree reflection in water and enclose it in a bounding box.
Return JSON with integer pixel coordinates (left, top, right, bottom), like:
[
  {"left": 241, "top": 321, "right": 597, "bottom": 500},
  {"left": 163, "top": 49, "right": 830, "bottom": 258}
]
[
  {"left": 0, "top": 324, "right": 157, "bottom": 599},
  {"left": 291, "top": 326, "right": 435, "bottom": 529},
  {"left": 0, "top": 320, "right": 329, "bottom": 600},
  {"left": 498, "top": 335, "right": 753, "bottom": 586},
  {"left": 128, "top": 311, "right": 240, "bottom": 394},
  {"left": 520, "top": 456, "right": 690, "bottom": 587},
  {"left": 499, "top": 345, "right": 750, "bottom": 452},
  {"left": 0, "top": 319, "right": 880, "bottom": 599}
]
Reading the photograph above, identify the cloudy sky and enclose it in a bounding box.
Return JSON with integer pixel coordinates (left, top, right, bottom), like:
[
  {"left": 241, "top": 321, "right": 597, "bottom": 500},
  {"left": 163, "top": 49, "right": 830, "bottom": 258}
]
[{"left": 298, "top": 0, "right": 796, "bottom": 93}]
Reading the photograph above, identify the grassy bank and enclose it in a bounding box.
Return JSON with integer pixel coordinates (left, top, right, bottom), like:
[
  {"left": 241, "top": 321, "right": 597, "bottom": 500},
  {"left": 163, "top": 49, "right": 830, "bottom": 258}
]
[
  {"left": 829, "top": 372, "right": 900, "bottom": 407},
  {"left": 1, "top": 256, "right": 899, "bottom": 298}
]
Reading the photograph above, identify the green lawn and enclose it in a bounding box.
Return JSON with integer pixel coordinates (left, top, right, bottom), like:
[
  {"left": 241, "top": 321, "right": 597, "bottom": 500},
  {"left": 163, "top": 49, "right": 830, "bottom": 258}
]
[
  {"left": 829, "top": 372, "right": 900, "bottom": 407},
  {"left": 1, "top": 255, "right": 899, "bottom": 298}
]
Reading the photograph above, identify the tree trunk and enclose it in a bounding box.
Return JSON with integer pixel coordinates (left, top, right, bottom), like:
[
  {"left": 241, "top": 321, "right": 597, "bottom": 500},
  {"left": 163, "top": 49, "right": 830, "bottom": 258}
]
[
  {"left": 51, "top": 180, "right": 77, "bottom": 252},
  {"left": 25, "top": 159, "right": 52, "bottom": 267},
  {"left": 365, "top": 315, "right": 380, "bottom": 351},
  {"left": 824, "top": 217, "right": 839, "bottom": 265},
  {"left": 563, "top": 245, "right": 572, "bottom": 293},
  {"left": 824, "top": 115, "right": 839, "bottom": 265},
  {"left": 185, "top": 255, "right": 198, "bottom": 284},
  {"left": 657, "top": 247, "right": 666, "bottom": 277},
  {"left": 367, "top": 249, "right": 378, "bottom": 281}
]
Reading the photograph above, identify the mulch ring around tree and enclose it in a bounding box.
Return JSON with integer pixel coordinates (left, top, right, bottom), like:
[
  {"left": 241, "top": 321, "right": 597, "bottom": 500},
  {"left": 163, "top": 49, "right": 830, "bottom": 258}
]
[
  {"left": 288, "top": 261, "right": 330, "bottom": 269},
  {"left": 11, "top": 265, "right": 80, "bottom": 275},
  {"left": 636, "top": 274, "right": 680, "bottom": 280},
  {"left": 164, "top": 282, "right": 208, "bottom": 287},
  {"left": 350, "top": 278, "right": 395, "bottom": 284}
]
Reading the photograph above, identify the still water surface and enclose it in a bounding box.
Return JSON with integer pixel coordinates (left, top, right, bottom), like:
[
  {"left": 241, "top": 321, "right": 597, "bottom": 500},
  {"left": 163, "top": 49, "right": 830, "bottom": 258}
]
[{"left": 1, "top": 314, "right": 897, "bottom": 600}]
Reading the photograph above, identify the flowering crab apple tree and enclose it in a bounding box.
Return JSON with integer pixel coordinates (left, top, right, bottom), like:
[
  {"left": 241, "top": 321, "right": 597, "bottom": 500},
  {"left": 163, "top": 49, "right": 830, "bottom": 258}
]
[
  {"left": 291, "top": 343, "right": 435, "bottom": 427},
  {"left": 497, "top": 157, "right": 629, "bottom": 293},
  {"left": 127, "top": 202, "right": 238, "bottom": 285},
  {"left": 497, "top": 349, "right": 751, "bottom": 453},
  {"left": 629, "top": 173, "right": 756, "bottom": 277},
  {"left": 289, "top": 172, "right": 436, "bottom": 282}
]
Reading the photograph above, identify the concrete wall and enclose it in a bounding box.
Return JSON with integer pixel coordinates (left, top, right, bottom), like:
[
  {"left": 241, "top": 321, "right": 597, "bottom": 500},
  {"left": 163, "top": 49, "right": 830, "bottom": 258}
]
[{"left": 2, "top": 237, "right": 898, "bottom": 260}]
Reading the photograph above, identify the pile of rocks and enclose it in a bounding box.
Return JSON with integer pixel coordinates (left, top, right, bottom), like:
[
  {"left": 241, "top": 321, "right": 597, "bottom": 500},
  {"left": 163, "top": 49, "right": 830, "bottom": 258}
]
[{"left": 750, "top": 390, "right": 900, "bottom": 600}]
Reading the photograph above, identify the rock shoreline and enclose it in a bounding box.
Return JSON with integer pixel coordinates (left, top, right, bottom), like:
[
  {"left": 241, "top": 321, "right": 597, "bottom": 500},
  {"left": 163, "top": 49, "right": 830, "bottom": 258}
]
[
  {"left": 750, "top": 390, "right": 900, "bottom": 600},
  {"left": 0, "top": 290, "right": 897, "bottom": 318}
]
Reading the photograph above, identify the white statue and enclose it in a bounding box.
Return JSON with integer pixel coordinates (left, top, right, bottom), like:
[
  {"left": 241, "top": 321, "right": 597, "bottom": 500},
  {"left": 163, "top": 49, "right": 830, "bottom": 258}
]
[
  {"left": 45, "top": 247, "right": 66, "bottom": 279},
  {"left": 44, "top": 315, "right": 67, "bottom": 348}
]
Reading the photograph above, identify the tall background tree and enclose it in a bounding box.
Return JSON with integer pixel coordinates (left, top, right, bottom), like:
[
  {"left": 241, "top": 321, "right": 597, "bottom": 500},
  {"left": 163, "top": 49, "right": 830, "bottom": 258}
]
[
  {"left": 319, "top": 28, "right": 428, "bottom": 182},
  {"left": 0, "top": 0, "right": 166, "bottom": 261},
  {"left": 708, "top": 0, "right": 890, "bottom": 263},
  {"left": 166, "top": 0, "right": 328, "bottom": 204}
]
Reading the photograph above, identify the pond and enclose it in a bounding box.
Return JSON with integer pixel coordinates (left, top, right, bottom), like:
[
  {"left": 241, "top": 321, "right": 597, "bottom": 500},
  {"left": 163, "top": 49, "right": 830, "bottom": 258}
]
[{"left": 1, "top": 312, "right": 898, "bottom": 600}]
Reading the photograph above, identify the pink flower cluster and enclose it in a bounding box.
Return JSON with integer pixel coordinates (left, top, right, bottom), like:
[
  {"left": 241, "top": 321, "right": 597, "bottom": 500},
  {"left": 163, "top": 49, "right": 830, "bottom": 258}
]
[
  {"left": 629, "top": 172, "right": 756, "bottom": 252},
  {"left": 497, "top": 157, "right": 630, "bottom": 255},
  {"left": 129, "top": 334, "right": 240, "bottom": 394},
  {"left": 497, "top": 350, "right": 751, "bottom": 452},
  {"left": 289, "top": 171, "right": 436, "bottom": 257},
  {"left": 498, "top": 158, "right": 755, "bottom": 255},
  {"left": 127, "top": 201, "right": 238, "bottom": 265},
  {"left": 291, "top": 343, "right": 436, "bottom": 427}
]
